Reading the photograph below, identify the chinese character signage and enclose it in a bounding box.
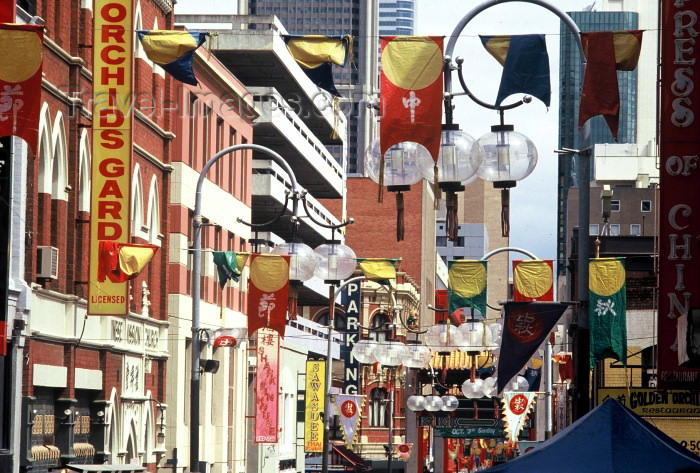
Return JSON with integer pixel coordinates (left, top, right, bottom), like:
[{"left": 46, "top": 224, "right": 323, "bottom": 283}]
[
  {"left": 589, "top": 258, "right": 627, "bottom": 368},
  {"left": 333, "top": 394, "right": 364, "bottom": 449},
  {"left": 341, "top": 281, "right": 360, "bottom": 394},
  {"left": 247, "top": 254, "right": 290, "bottom": 336},
  {"left": 497, "top": 302, "right": 567, "bottom": 394},
  {"left": 304, "top": 360, "right": 326, "bottom": 452},
  {"left": 89, "top": 0, "right": 133, "bottom": 315},
  {"left": 255, "top": 328, "right": 280, "bottom": 443},
  {"left": 0, "top": 24, "right": 43, "bottom": 153},
  {"left": 659, "top": 1, "right": 700, "bottom": 389},
  {"left": 501, "top": 392, "right": 536, "bottom": 441}
]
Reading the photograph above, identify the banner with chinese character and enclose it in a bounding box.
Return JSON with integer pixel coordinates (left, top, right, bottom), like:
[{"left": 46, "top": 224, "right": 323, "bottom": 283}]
[
  {"left": 333, "top": 394, "right": 364, "bottom": 450},
  {"left": 512, "top": 259, "right": 554, "bottom": 302},
  {"left": 659, "top": 0, "right": 700, "bottom": 389},
  {"left": 589, "top": 258, "right": 627, "bottom": 368},
  {"left": 255, "top": 328, "right": 280, "bottom": 443},
  {"left": 497, "top": 302, "right": 567, "bottom": 394},
  {"left": 89, "top": 0, "right": 133, "bottom": 315},
  {"left": 380, "top": 36, "right": 443, "bottom": 161},
  {"left": 394, "top": 443, "right": 413, "bottom": 461},
  {"left": 304, "top": 360, "right": 326, "bottom": 452},
  {"left": 501, "top": 392, "right": 536, "bottom": 441},
  {"left": 0, "top": 24, "right": 43, "bottom": 153},
  {"left": 247, "top": 254, "right": 290, "bottom": 336}
]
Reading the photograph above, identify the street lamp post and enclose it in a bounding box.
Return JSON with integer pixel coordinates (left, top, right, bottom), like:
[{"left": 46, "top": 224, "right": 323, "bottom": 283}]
[
  {"left": 190, "top": 144, "right": 301, "bottom": 473},
  {"left": 443, "top": 0, "right": 591, "bottom": 418}
]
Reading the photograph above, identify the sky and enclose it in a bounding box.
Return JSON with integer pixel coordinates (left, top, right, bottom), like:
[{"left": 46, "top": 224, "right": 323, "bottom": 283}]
[{"left": 174, "top": 0, "right": 596, "bottom": 262}]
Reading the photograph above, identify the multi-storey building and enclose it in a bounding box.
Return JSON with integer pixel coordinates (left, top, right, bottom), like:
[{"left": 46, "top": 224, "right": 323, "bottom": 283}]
[
  {"left": 13, "top": 1, "right": 174, "bottom": 472},
  {"left": 239, "top": 0, "right": 379, "bottom": 176},
  {"left": 556, "top": 9, "right": 639, "bottom": 276},
  {"left": 175, "top": 12, "right": 350, "bottom": 473},
  {"left": 166, "top": 47, "right": 257, "bottom": 473},
  {"left": 378, "top": 0, "right": 415, "bottom": 35}
]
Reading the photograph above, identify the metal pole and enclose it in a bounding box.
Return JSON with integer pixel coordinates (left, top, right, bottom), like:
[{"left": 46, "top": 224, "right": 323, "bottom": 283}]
[
  {"left": 544, "top": 340, "right": 553, "bottom": 439},
  {"left": 575, "top": 148, "right": 591, "bottom": 419},
  {"left": 191, "top": 144, "right": 299, "bottom": 473},
  {"left": 321, "top": 284, "right": 336, "bottom": 473},
  {"left": 387, "top": 387, "right": 394, "bottom": 473}
]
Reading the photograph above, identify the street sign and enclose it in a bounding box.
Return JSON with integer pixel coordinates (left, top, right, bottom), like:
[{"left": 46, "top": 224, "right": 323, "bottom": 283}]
[
  {"left": 434, "top": 427, "right": 505, "bottom": 438},
  {"left": 420, "top": 417, "right": 530, "bottom": 428}
]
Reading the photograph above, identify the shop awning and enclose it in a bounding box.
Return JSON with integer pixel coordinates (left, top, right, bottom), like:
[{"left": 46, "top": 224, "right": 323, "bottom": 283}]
[
  {"left": 65, "top": 465, "right": 146, "bottom": 472},
  {"left": 331, "top": 444, "right": 371, "bottom": 471}
]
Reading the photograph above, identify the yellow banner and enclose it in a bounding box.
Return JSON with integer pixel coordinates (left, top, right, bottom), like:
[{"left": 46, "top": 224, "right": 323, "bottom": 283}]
[
  {"left": 89, "top": 0, "right": 134, "bottom": 315},
  {"left": 304, "top": 360, "right": 326, "bottom": 452},
  {"left": 598, "top": 388, "right": 700, "bottom": 417}
]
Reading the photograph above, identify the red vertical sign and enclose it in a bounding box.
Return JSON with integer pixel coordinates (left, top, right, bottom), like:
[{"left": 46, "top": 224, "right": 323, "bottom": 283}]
[
  {"left": 255, "top": 328, "right": 280, "bottom": 443},
  {"left": 247, "top": 254, "right": 290, "bottom": 336},
  {"left": 0, "top": 2, "right": 16, "bottom": 22},
  {"left": 658, "top": 0, "right": 700, "bottom": 388}
]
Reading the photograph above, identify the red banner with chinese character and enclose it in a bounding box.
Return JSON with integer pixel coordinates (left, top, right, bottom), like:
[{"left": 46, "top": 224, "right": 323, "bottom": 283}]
[
  {"left": 255, "top": 327, "right": 280, "bottom": 443},
  {"left": 380, "top": 36, "right": 443, "bottom": 161},
  {"left": 658, "top": 1, "right": 700, "bottom": 388},
  {"left": 0, "top": 24, "right": 43, "bottom": 154},
  {"left": 247, "top": 254, "right": 290, "bottom": 336}
]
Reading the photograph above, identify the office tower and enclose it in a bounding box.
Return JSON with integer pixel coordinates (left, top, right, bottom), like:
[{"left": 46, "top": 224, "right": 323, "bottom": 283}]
[
  {"left": 556, "top": 10, "right": 638, "bottom": 275},
  {"left": 241, "top": 0, "right": 380, "bottom": 175},
  {"left": 379, "top": 0, "right": 415, "bottom": 35}
]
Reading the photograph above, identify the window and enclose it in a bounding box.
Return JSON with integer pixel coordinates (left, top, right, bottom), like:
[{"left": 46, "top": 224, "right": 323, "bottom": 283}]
[
  {"left": 609, "top": 224, "right": 621, "bottom": 236},
  {"left": 611, "top": 200, "right": 620, "bottom": 212},
  {"left": 215, "top": 118, "right": 224, "bottom": 185},
  {"left": 641, "top": 200, "right": 651, "bottom": 212},
  {"left": 455, "top": 236, "right": 465, "bottom": 247},
  {"left": 369, "top": 312, "right": 391, "bottom": 342},
  {"left": 436, "top": 236, "right": 447, "bottom": 247},
  {"left": 188, "top": 94, "right": 198, "bottom": 167},
  {"left": 630, "top": 224, "right": 641, "bottom": 236},
  {"left": 369, "top": 388, "right": 388, "bottom": 427},
  {"left": 229, "top": 128, "right": 237, "bottom": 195},
  {"left": 589, "top": 224, "right": 599, "bottom": 236},
  {"left": 203, "top": 106, "right": 211, "bottom": 166}
]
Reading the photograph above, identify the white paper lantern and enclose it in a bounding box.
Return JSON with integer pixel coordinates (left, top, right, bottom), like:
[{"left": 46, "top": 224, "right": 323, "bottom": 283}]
[
  {"left": 505, "top": 375, "right": 530, "bottom": 392},
  {"left": 481, "top": 376, "right": 498, "bottom": 397},
  {"left": 424, "top": 395, "right": 444, "bottom": 412},
  {"left": 351, "top": 339, "right": 376, "bottom": 365},
  {"left": 441, "top": 395, "right": 459, "bottom": 412},
  {"left": 373, "top": 340, "right": 409, "bottom": 367},
  {"left": 457, "top": 321, "right": 497, "bottom": 352},
  {"left": 461, "top": 378, "right": 485, "bottom": 399},
  {"left": 407, "top": 395, "right": 426, "bottom": 412},
  {"left": 404, "top": 343, "right": 433, "bottom": 369},
  {"left": 424, "top": 324, "right": 464, "bottom": 353}
]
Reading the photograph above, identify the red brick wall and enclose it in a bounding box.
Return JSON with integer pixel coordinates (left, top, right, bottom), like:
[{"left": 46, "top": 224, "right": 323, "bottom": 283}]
[{"left": 326, "top": 178, "right": 425, "bottom": 285}]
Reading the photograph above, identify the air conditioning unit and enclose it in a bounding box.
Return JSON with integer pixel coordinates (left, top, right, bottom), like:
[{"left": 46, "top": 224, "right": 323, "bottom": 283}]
[{"left": 37, "top": 246, "right": 59, "bottom": 279}]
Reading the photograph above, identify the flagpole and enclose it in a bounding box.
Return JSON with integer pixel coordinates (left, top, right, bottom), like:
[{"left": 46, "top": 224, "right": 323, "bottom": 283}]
[{"left": 191, "top": 144, "right": 300, "bottom": 473}]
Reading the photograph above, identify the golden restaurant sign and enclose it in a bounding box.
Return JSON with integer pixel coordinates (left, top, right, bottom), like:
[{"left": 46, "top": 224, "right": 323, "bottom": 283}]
[{"left": 598, "top": 388, "right": 700, "bottom": 417}]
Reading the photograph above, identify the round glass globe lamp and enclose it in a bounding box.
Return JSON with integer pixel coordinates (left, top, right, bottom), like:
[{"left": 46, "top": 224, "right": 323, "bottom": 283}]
[
  {"left": 365, "top": 140, "right": 432, "bottom": 187},
  {"left": 313, "top": 242, "right": 357, "bottom": 282},
  {"left": 272, "top": 241, "right": 318, "bottom": 282},
  {"left": 461, "top": 378, "right": 485, "bottom": 399},
  {"left": 441, "top": 395, "right": 459, "bottom": 412},
  {"left": 416, "top": 129, "right": 482, "bottom": 184},
  {"left": 457, "top": 321, "right": 497, "bottom": 353},
  {"left": 407, "top": 395, "right": 426, "bottom": 412},
  {"left": 476, "top": 125, "right": 537, "bottom": 187},
  {"left": 481, "top": 377, "right": 498, "bottom": 397},
  {"left": 404, "top": 343, "right": 433, "bottom": 369},
  {"left": 373, "top": 340, "right": 409, "bottom": 367},
  {"left": 350, "top": 339, "right": 376, "bottom": 365},
  {"left": 424, "top": 395, "right": 444, "bottom": 412},
  {"left": 506, "top": 375, "right": 530, "bottom": 392},
  {"left": 424, "top": 324, "right": 464, "bottom": 353}
]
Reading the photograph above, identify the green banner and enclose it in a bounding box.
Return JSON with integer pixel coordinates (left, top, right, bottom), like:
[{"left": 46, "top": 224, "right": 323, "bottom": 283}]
[
  {"left": 448, "top": 260, "right": 487, "bottom": 317},
  {"left": 589, "top": 258, "right": 627, "bottom": 368}
]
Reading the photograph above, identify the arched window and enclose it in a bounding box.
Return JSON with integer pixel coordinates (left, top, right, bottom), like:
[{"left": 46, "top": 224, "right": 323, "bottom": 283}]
[
  {"left": 146, "top": 176, "right": 160, "bottom": 245},
  {"left": 131, "top": 164, "right": 145, "bottom": 238},
  {"left": 37, "top": 103, "right": 52, "bottom": 194},
  {"left": 369, "top": 312, "right": 391, "bottom": 342},
  {"left": 50, "top": 112, "right": 69, "bottom": 200},
  {"left": 77, "top": 129, "right": 91, "bottom": 212},
  {"left": 369, "top": 387, "right": 388, "bottom": 427},
  {"left": 314, "top": 310, "right": 347, "bottom": 331}
]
